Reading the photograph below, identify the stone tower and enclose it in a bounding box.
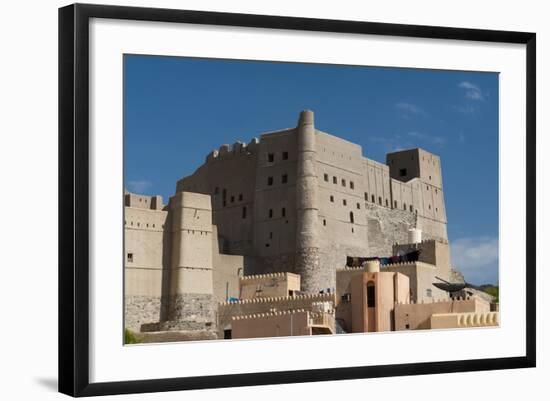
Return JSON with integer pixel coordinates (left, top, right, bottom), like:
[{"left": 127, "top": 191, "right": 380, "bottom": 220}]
[
  {"left": 294, "top": 110, "right": 322, "bottom": 293},
  {"left": 167, "top": 191, "right": 215, "bottom": 327}
]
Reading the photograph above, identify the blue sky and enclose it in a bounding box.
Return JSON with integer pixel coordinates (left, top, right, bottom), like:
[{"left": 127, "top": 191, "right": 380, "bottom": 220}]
[{"left": 124, "top": 55, "right": 499, "bottom": 285}]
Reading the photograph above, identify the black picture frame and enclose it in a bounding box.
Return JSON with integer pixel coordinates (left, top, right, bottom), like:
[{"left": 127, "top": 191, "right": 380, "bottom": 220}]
[{"left": 58, "top": 3, "right": 536, "bottom": 397}]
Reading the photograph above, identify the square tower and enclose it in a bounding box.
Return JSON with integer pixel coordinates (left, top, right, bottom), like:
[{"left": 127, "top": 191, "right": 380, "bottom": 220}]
[{"left": 386, "top": 148, "right": 443, "bottom": 189}]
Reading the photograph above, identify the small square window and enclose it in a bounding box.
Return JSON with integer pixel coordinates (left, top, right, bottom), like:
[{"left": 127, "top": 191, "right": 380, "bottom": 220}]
[
  {"left": 127, "top": 253, "right": 133, "bottom": 263},
  {"left": 267, "top": 176, "right": 274, "bottom": 186},
  {"left": 399, "top": 168, "right": 407, "bottom": 177},
  {"left": 282, "top": 174, "right": 288, "bottom": 184},
  {"left": 268, "top": 153, "right": 274, "bottom": 163},
  {"left": 282, "top": 151, "right": 289, "bottom": 160}
]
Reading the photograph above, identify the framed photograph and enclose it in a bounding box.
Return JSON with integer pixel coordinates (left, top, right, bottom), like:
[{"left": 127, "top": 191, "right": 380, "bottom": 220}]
[{"left": 58, "top": 3, "right": 536, "bottom": 397}]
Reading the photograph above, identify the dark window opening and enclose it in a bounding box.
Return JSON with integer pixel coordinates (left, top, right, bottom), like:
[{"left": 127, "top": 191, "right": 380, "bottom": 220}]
[
  {"left": 269, "top": 209, "right": 273, "bottom": 218},
  {"left": 230, "top": 196, "right": 234, "bottom": 203},
  {"left": 330, "top": 195, "right": 334, "bottom": 202},
  {"left": 367, "top": 282, "right": 376, "bottom": 307},
  {"left": 242, "top": 207, "right": 247, "bottom": 219},
  {"left": 267, "top": 176, "right": 273, "bottom": 186},
  {"left": 343, "top": 199, "right": 347, "bottom": 206},
  {"left": 268, "top": 153, "right": 274, "bottom": 163},
  {"left": 356, "top": 203, "right": 360, "bottom": 209},
  {"left": 403, "top": 203, "right": 407, "bottom": 210},
  {"left": 349, "top": 211, "right": 354, "bottom": 224},
  {"left": 224, "top": 329, "right": 232, "bottom": 339},
  {"left": 341, "top": 179, "right": 346, "bottom": 187},
  {"left": 238, "top": 194, "right": 243, "bottom": 201},
  {"left": 378, "top": 196, "right": 382, "bottom": 205},
  {"left": 323, "top": 219, "right": 326, "bottom": 226},
  {"left": 364, "top": 192, "right": 368, "bottom": 201},
  {"left": 399, "top": 168, "right": 407, "bottom": 177},
  {"left": 324, "top": 173, "right": 329, "bottom": 182},
  {"left": 386, "top": 199, "right": 389, "bottom": 207},
  {"left": 350, "top": 181, "right": 355, "bottom": 189},
  {"left": 333, "top": 176, "right": 337, "bottom": 184},
  {"left": 371, "top": 195, "right": 375, "bottom": 203},
  {"left": 281, "top": 207, "right": 286, "bottom": 217},
  {"left": 281, "top": 174, "right": 288, "bottom": 184},
  {"left": 410, "top": 205, "right": 413, "bottom": 212},
  {"left": 405, "top": 324, "right": 410, "bottom": 330},
  {"left": 222, "top": 188, "right": 227, "bottom": 207},
  {"left": 127, "top": 253, "right": 133, "bottom": 263},
  {"left": 282, "top": 151, "right": 288, "bottom": 160}
]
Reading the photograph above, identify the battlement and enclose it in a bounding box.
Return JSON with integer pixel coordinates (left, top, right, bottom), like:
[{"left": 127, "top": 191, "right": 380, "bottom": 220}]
[
  {"left": 395, "top": 296, "right": 475, "bottom": 305},
  {"left": 219, "top": 292, "right": 335, "bottom": 306},
  {"left": 383, "top": 261, "right": 436, "bottom": 269},
  {"left": 240, "top": 272, "right": 299, "bottom": 281},
  {"left": 205, "top": 138, "right": 260, "bottom": 163},
  {"left": 231, "top": 309, "right": 310, "bottom": 320}
]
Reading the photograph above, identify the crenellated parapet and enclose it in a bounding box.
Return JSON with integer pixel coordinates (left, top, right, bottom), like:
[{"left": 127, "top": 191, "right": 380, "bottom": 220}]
[
  {"left": 219, "top": 292, "right": 335, "bottom": 306},
  {"left": 205, "top": 138, "right": 260, "bottom": 163}
]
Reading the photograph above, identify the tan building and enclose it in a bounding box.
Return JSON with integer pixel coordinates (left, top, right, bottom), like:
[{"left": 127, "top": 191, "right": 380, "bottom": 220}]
[
  {"left": 232, "top": 310, "right": 334, "bottom": 339},
  {"left": 123, "top": 110, "right": 490, "bottom": 341},
  {"left": 176, "top": 110, "right": 449, "bottom": 294},
  {"left": 124, "top": 191, "right": 244, "bottom": 334}
]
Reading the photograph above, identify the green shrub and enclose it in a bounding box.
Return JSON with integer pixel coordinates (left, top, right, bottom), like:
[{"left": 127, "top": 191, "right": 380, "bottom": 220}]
[
  {"left": 483, "top": 286, "right": 499, "bottom": 303},
  {"left": 124, "top": 328, "right": 140, "bottom": 344}
]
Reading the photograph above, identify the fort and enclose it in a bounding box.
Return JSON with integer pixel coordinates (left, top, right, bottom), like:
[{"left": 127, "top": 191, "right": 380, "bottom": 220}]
[{"left": 124, "top": 110, "right": 495, "bottom": 342}]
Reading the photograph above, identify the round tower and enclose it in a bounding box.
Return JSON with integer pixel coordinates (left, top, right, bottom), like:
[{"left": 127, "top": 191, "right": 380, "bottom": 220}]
[{"left": 294, "top": 110, "right": 324, "bottom": 293}]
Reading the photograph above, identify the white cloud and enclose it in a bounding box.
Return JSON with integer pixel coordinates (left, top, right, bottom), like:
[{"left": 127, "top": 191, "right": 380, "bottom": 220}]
[
  {"left": 451, "top": 236, "right": 498, "bottom": 280},
  {"left": 396, "top": 101, "right": 422, "bottom": 114},
  {"left": 407, "top": 131, "right": 446, "bottom": 148},
  {"left": 126, "top": 179, "right": 153, "bottom": 194},
  {"left": 458, "top": 81, "right": 485, "bottom": 101}
]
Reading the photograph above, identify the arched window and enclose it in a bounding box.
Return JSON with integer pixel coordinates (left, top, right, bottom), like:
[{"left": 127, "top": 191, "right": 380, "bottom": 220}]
[{"left": 349, "top": 211, "right": 354, "bottom": 224}]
